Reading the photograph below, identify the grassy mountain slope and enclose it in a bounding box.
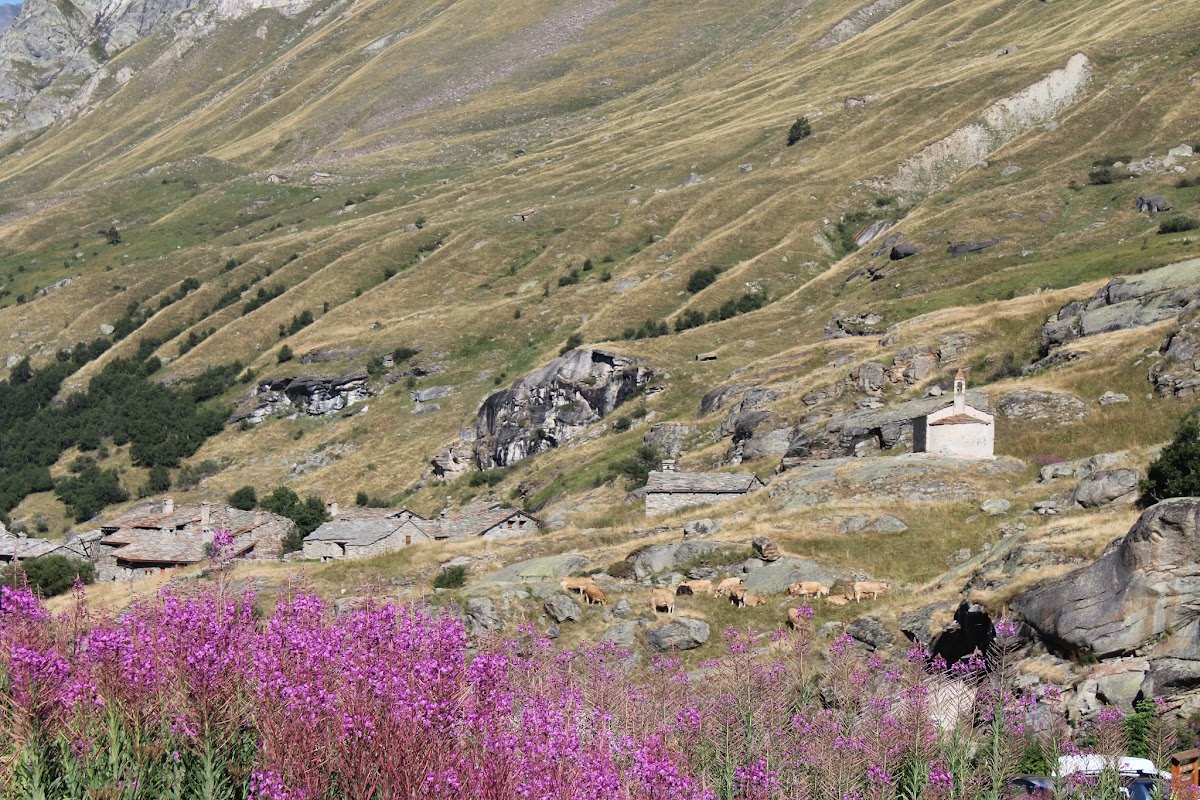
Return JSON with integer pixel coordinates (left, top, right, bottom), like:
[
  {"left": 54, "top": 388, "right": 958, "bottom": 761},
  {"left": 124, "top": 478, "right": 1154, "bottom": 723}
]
[{"left": 1, "top": 0, "right": 1199, "bottom": 627}]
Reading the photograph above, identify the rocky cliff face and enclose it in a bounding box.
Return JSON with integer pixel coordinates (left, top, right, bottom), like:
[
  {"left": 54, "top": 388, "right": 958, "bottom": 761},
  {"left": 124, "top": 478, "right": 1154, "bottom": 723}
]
[
  {"left": 233, "top": 372, "right": 373, "bottom": 424},
  {"left": 0, "top": 5, "right": 21, "bottom": 35},
  {"left": 473, "top": 349, "right": 652, "bottom": 470},
  {"left": 1012, "top": 497, "right": 1200, "bottom": 672},
  {"left": 0, "top": 0, "right": 316, "bottom": 143}
]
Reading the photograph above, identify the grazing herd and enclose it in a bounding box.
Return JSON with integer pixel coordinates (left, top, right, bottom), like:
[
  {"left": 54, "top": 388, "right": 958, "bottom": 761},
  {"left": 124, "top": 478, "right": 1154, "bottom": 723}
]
[{"left": 558, "top": 573, "right": 890, "bottom": 628}]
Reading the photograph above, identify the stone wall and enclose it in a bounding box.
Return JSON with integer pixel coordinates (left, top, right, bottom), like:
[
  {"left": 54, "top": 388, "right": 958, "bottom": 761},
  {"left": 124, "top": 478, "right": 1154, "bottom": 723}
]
[
  {"left": 481, "top": 518, "right": 540, "bottom": 540},
  {"left": 918, "top": 420, "right": 994, "bottom": 458},
  {"left": 646, "top": 491, "right": 745, "bottom": 517}
]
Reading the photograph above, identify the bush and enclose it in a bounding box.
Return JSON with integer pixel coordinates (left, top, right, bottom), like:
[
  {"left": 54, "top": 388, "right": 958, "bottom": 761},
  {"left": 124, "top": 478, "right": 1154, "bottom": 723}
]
[
  {"left": 433, "top": 565, "right": 467, "bottom": 589},
  {"left": 606, "top": 560, "right": 634, "bottom": 580},
  {"left": 468, "top": 470, "right": 506, "bottom": 488},
  {"left": 606, "top": 445, "right": 663, "bottom": 489},
  {"left": 612, "top": 417, "right": 631, "bottom": 432},
  {"left": 686, "top": 267, "right": 719, "bottom": 294},
  {"left": 786, "top": 116, "right": 812, "bottom": 146},
  {"left": 560, "top": 332, "right": 584, "bottom": 355},
  {"left": 2, "top": 555, "right": 95, "bottom": 597},
  {"left": 260, "top": 486, "right": 329, "bottom": 551},
  {"left": 277, "top": 345, "right": 294, "bottom": 363},
  {"left": 55, "top": 466, "right": 130, "bottom": 523},
  {"left": 1142, "top": 413, "right": 1200, "bottom": 504},
  {"left": 1087, "top": 166, "right": 1128, "bottom": 185},
  {"left": 141, "top": 464, "right": 171, "bottom": 497},
  {"left": 228, "top": 485, "right": 258, "bottom": 511},
  {"left": 392, "top": 346, "right": 418, "bottom": 364},
  {"left": 1159, "top": 215, "right": 1199, "bottom": 235}
]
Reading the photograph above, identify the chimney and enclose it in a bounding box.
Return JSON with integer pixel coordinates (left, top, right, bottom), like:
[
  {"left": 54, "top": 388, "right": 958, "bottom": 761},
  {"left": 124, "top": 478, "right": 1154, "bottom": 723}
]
[
  {"left": 327, "top": 500, "right": 339, "bottom": 518},
  {"left": 163, "top": 497, "right": 174, "bottom": 516},
  {"left": 661, "top": 459, "right": 677, "bottom": 472},
  {"left": 200, "top": 502, "right": 211, "bottom": 527}
]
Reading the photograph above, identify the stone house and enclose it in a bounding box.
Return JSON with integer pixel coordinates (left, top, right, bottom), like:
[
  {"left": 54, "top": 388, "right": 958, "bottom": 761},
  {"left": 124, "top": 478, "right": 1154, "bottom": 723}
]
[
  {"left": 435, "top": 501, "right": 541, "bottom": 541},
  {"left": 644, "top": 461, "right": 765, "bottom": 516},
  {"left": 914, "top": 370, "right": 994, "bottom": 458},
  {"left": 86, "top": 498, "right": 294, "bottom": 581},
  {"left": 303, "top": 501, "right": 541, "bottom": 561},
  {"left": 302, "top": 504, "right": 429, "bottom": 561}
]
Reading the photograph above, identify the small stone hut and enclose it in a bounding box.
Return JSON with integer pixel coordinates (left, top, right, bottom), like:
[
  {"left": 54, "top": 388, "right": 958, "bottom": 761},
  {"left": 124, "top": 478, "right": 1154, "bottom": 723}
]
[
  {"left": 914, "top": 370, "right": 994, "bottom": 458},
  {"left": 644, "top": 461, "right": 764, "bottom": 516}
]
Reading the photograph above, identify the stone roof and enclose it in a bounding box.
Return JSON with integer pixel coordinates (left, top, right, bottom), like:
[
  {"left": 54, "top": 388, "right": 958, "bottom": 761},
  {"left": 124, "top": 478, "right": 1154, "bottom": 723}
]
[
  {"left": 439, "top": 502, "right": 535, "bottom": 538},
  {"left": 645, "top": 471, "right": 764, "bottom": 494},
  {"left": 929, "top": 413, "right": 990, "bottom": 426},
  {"left": 94, "top": 502, "right": 293, "bottom": 566},
  {"left": 0, "top": 534, "right": 58, "bottom": 560}
]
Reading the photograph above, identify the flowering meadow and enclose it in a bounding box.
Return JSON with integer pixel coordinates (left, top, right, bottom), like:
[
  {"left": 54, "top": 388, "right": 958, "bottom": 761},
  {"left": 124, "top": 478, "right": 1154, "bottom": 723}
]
[{"left": 0, "top": 574, "right": 1191, "bottom": 800}]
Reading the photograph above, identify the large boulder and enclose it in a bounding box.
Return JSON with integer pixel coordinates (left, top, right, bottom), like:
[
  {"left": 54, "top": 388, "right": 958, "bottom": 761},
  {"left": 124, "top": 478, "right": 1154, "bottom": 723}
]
[
  {"left": 995, "top": 390, "right": 1088, "bottom": 423},
  {"left": 630, "top": 541, "right": 733, "bottom": 581},
  {"left": 847, "top": 617, "right": 895, "bottom": 651},
  {"left": 1070, "top": 468, "right": 1140, "bottom": 508},
  {"left": 1039, "top": 259, "right": 1200, "bottom": 352},
  {"left": 1011, "top": 499, "right": 1200, "bottom": 658},
  {"left": 543, "top": 593, "right": 583, "bottom": 623},
  {"left": 742, "top": 557, "right": 840, "bottom": 595},
  {"left": 464, "top": 598, "right": 504, "bottom": 637},
  {"left": 478, "top": 555, "right": 593, "bottom": 585},
  {"left": 643, "top": 423, "right": 696, "bottom": 457},
  {"left": 646, "top": 617, "right": 710, "bottom": 651},
  {"left": 474, "top": 349, "right": 652, "bottom": 469}
]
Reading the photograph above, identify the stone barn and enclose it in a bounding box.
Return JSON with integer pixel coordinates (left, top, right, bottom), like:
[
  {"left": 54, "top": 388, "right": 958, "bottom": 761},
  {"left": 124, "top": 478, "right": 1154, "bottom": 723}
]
[
  {"left": 914, "top": 370, "right": 994, "bottom": 458},
  {"left": 644, "top": 461, "right": 765, "bottom": 516},
  {"left": 302, "top": 505, "right": 428, "bottom": 561},
  {"left": 436, "top": 502, "right": 542, "bottom": 541}
]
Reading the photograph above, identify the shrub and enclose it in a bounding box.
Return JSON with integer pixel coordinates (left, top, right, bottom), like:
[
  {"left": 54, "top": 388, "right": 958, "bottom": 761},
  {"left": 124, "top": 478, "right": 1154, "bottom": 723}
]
[
  {"left": 260, "top": 486, "right": 329, "bottom": 551},
  {"left": 468, "top": 470, "right": 506, "bottom": 488},
  {"left": 612, "top": 416, "right": 631, "bottom": 432},
  {"left": 140, "top": 464, "right": 172, "bottom": 497},
  {"left": 1158, "top": 215, "right": 1198, "bottom": 235},
  {"left": 1176, "top": 177, "right": 1198, "bottom": 189},
  {"left": 392, "top": 346, "right": 418, "bottom": 364},
  {"left": 606, "top": 560, "right": 634, "bottom": 579},
  {"left": 277, "top": 345, "right": 294, "bottom": 363},
  {"left": 1142, "top": 413, "right": 1200, "bottom": 504},
  {"left": 432, "top": 565, "right": 468, "bottom": 589},
  {"left": 2, "top": 555, "right": 95, "bottom": 597},
  {"left": 786, "top": 116, "right": 812, "bottom": 146},
  {"left": 228, "top": 485, "right": 258, "bottom": 511},
  {"left": 606, "top": 445, "right": 662, "bottom": 489},
  {"left": 686, "top": 267, "right": 719, "bottom": 294},
  {"left": 560, "top": 332, "right": 584, "bottom": 355},
  {"left": 55, "top": 466, "right": 129, "bottom": 523},
  {"left": 1087, "top": 166, "right": 1129, "bottom": 185}
]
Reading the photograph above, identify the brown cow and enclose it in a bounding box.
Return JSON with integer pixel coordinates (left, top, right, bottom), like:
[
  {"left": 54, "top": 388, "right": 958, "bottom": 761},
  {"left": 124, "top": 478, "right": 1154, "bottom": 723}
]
[
  {"left": 650, "top": 589, "right": 675, "bottom": 615},
  {"left": 676, "top": 579, "right": 714, "bottom": 596},
  {"left": 852, "top": 581, "right": 889, "bottom": 602},
  {"left": 787, "top": 607, "right": 808, "bottom": 629},
  {"left": 560, "top": 576, "right": 596, "bottom": 595},
  {"left": 742, "top": 592, "right": 767, "bottom": 608},
  {"left": 729, "top": 586, "right": 748, "bottom": 608},
  {"left": 827, "top": 594, "right": 851, "bottom": 606},
  {"left": 786, "top": 581, "right": 830, "bottom": 599},
  {"left": 715, "top": 577, "right": 744, "bottom": 597},
  {"left": 582, "top": 584, "right": 608, "bottom": 607}
]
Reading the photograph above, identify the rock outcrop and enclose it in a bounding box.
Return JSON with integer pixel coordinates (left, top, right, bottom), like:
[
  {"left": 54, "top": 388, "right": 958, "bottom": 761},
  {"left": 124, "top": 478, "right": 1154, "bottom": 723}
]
[
  {"left": 1069, "top": 468, "right": 1140, "bottom": 508},
  {"left": 1151, "top": 309, "right": 1200, "bottom": 397},
  {"left": 235, "top": 372, "right": 374, "bottom": 424},
  {"left": 646, "top": 617, "right": 710, "bottom": 651},
  {"left": 0, "top": 0, "right": 318, "bottom": 145},
  {"left": 1040, "top": 259, "right": 1200, "bottom": 353},
  {"left": 1012, "top": 499, "right": 1200, "bottom": 660},
  {"left": 474, "top": 349, "right": 651, "bottom": 469}
]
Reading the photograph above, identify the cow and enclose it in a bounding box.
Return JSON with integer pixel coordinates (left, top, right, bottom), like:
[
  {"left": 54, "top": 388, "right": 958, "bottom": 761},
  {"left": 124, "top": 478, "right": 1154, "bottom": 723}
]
[
  {"left": 560, "top": 576, "right": 596, "bottom": 595},
  {"left": 650, "top": 589, "right": 675, "bottom": 615},
  {"left": 852, "top": 580, "right": 889, "bottom": 602},
  {"left": 742, "top": 592, "right": 767, "bottom": 608},
  {"left": 582, "top": 585, "right": 608, "bottom": 607},
  {"left": 1136, "top": 194, "right": 1172, "bottom": 214},
  {"left": 786, "top": 581, "right": 830, "bottom": 599},
  {"left": 787, "top": 607, "right": 808, "bottom": 629},
  {"left": 729, "top": 586, "right": 748, "bottom": 608},
  {"left": 826, "top": 594, "right": 851, "bottom": 606},
  {"left": 676, "top": 579, "right": 714, "bottom": 596},
  {"left": 715, "top": 578, "right": 744, "bottom": 597}
]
